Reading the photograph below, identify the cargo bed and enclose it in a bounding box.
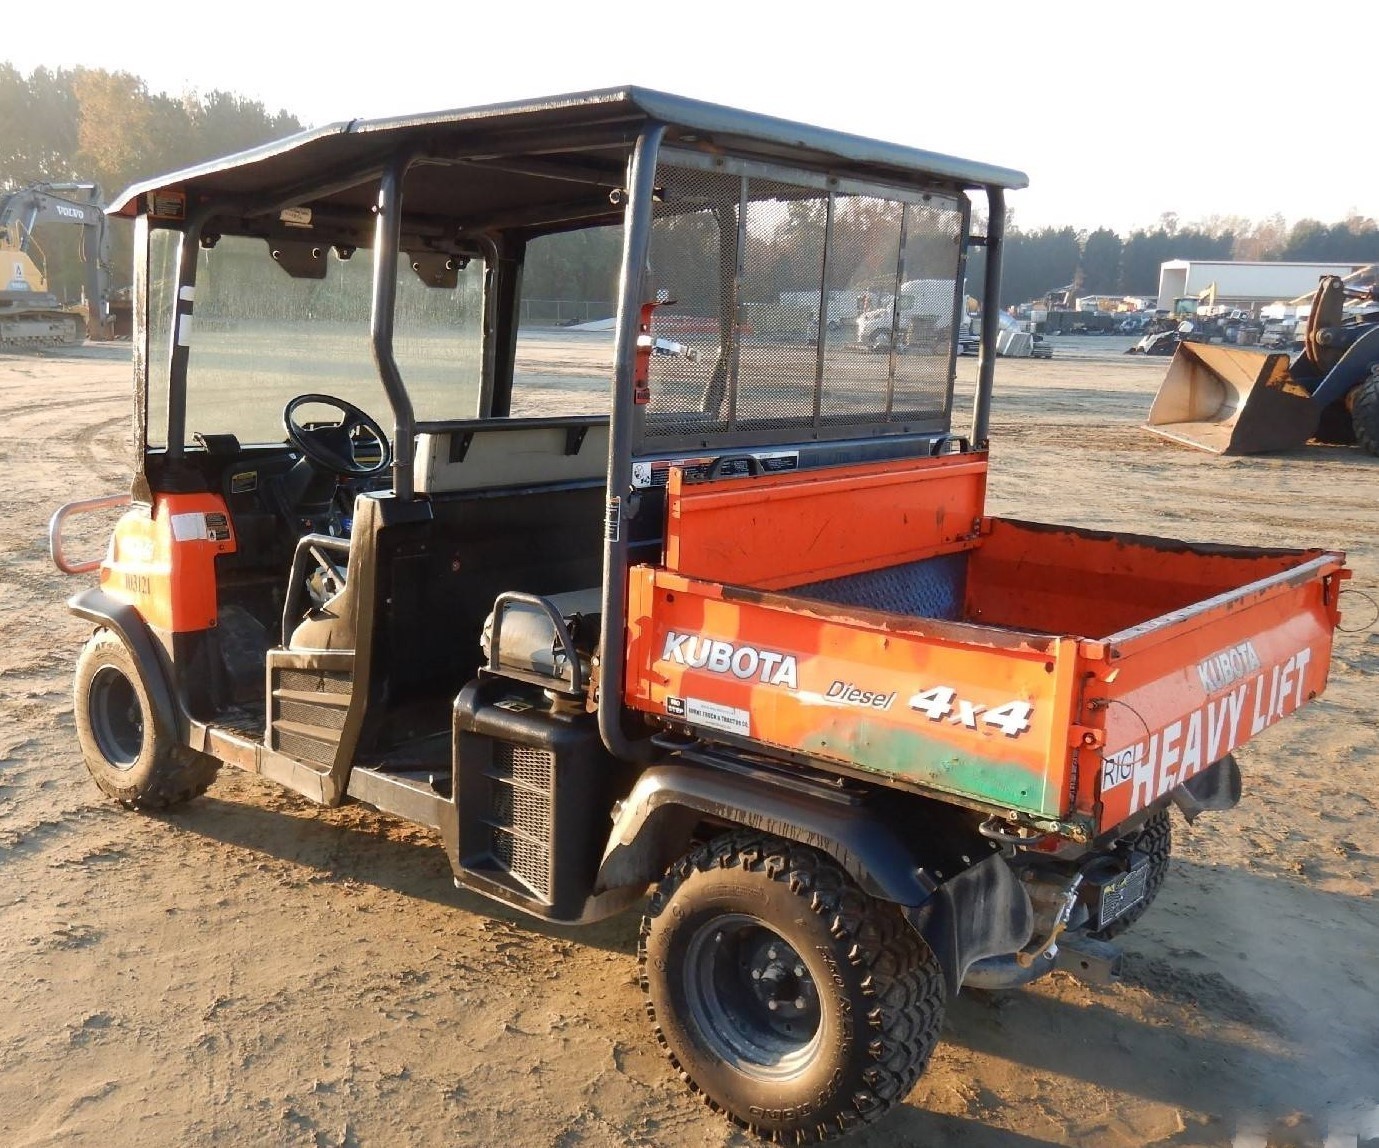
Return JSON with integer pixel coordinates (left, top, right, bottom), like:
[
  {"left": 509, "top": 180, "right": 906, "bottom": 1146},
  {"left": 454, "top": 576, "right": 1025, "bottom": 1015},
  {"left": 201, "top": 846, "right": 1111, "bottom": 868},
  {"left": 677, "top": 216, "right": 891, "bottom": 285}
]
[{"left": 625, "top": 453, "right": 1345, "bottom": 838}]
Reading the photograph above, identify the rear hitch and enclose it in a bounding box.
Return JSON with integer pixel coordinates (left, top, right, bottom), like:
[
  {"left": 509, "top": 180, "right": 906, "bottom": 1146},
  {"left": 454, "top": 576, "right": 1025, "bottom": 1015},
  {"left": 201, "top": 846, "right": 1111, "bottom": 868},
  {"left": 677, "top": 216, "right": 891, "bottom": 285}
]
[{"left": 1054, "top": 934, "right": 1123, "bottom": 985}]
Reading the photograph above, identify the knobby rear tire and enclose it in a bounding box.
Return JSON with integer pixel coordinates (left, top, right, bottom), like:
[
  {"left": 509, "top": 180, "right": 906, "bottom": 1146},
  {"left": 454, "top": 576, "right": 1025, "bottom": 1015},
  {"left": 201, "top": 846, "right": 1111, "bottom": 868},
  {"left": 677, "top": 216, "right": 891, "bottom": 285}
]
[
  {"left": 1090, "top": 809, "right": 1172, "bottom": 940},
  {"left": 1349, "top": 368, "right": 1379, "bottom": 457},
  {"left": 639, "top": 829, "right": 944, "bottom": 1142}
]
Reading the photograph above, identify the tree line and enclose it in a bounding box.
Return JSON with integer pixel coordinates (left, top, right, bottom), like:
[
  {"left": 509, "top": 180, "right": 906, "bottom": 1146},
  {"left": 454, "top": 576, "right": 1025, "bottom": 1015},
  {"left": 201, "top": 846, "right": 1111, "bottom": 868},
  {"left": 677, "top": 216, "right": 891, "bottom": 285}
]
[
  {"left": 4, "top": 62, "right": 1377, "bottom": 311},
  {"left": 1, "top": 63, "right": 302, "bottom": 197},
  {"left": 1, "top": 63, "right": 302, "bottom": 301},
  {"left": 991, "top": 212, "right": 1379, "bottom": 307}
]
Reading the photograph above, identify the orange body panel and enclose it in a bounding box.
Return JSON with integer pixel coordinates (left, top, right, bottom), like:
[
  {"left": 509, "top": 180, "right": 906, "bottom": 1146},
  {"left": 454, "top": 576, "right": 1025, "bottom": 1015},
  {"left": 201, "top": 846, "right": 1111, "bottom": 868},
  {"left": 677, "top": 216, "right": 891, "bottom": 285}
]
[
  {"left": 965, "top": 518, "right": 1325, "bottom": 638},
  {"left": 99, "top": 493, "right": 237, "bottom": 632},
  {"left": 627, "top": 458, "right": 1346, "bottom": 837},
  {"left": 626, "top": 566, "right": 1079, "bottom": 819},
  {"left": 664, "top": 454, "right": 987, "bottom": 590},
  {"left": 1084, "top": 560, "right": 1343, "bottom": 829}
]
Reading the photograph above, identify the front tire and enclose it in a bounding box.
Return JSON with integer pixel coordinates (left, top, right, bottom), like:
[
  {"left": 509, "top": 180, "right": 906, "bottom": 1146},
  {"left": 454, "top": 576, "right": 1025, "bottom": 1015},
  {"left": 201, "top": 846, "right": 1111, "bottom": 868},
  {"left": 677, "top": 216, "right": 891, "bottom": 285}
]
[
  {"left": 74, "top": 629, "right": 218, "bottom": 810},
  {"left": 639, "top": 830, "right": 944, "bottom": 1142}
]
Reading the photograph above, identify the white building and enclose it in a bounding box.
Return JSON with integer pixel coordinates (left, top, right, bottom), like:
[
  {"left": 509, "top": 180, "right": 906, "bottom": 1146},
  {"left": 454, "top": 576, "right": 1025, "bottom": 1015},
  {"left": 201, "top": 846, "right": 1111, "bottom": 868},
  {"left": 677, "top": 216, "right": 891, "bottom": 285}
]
[{"left": 1156, "top": 260, "right": 1373, "bottom": 312}]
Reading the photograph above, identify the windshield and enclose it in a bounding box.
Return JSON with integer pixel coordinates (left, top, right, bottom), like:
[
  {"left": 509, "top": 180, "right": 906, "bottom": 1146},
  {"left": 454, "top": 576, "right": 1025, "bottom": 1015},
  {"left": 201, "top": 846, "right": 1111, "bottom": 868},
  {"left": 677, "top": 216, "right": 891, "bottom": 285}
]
[{"left": 160, "top": 233, "right": 485, "bottom": 448}]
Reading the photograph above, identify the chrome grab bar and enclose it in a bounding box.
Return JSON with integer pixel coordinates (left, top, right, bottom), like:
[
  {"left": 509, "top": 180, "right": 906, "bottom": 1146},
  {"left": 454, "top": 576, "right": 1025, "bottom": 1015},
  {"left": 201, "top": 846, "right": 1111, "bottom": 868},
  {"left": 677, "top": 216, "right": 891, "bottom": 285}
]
[{"left": 49, "top": 493, "right": 132, "bottom": 574}]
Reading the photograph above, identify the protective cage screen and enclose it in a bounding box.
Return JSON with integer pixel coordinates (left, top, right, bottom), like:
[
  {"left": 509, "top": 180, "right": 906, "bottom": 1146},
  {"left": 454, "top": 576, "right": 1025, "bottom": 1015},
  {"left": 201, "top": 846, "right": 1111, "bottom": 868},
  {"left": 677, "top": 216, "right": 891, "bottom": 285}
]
[{"left": 639, "top": 152, "right": 966, "bottom": 448}]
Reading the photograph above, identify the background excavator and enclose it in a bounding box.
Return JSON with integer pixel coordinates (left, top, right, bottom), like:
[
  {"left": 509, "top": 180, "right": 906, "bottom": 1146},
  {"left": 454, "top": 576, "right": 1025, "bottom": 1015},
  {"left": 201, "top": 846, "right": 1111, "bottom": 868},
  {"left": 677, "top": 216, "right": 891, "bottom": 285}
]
[
  {"left": 0, "top": 182, "right": 121, "bottom": 349},
  {"left": 1144, "top": 271, "right": 1379, "bottom": 455}
]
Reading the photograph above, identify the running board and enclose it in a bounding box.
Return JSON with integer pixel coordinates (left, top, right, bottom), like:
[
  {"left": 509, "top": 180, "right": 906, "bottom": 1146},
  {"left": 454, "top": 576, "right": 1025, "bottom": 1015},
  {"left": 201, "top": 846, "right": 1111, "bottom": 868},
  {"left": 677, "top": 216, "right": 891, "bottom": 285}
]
[
  {"left": 190, "top": 718, "right": 332, "bottom": 804},
  {"left": 345, "top": 766, "right": 451, "bottom": 831}
]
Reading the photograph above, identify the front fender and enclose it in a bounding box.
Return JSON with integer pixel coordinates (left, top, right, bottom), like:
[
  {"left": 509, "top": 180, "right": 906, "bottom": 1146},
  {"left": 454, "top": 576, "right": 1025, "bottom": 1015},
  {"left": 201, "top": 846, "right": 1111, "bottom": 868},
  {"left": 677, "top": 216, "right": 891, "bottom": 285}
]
[{"left": 68, "top": 587, "right": 184, "bottom": 744}]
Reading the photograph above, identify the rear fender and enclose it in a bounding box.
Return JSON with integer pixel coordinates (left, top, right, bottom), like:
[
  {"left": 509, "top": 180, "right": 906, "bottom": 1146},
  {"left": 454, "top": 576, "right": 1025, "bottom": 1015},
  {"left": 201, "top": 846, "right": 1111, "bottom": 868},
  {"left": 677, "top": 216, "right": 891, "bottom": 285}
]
[
  {"left": 596, "top": 763, "right": 1033, "bottom": 996},
  {"left": 68, "top": 587, "right": 184, "bottom": 744},
  {"left": 906, "top": 854, "right": 1038, "bottom": 996}
]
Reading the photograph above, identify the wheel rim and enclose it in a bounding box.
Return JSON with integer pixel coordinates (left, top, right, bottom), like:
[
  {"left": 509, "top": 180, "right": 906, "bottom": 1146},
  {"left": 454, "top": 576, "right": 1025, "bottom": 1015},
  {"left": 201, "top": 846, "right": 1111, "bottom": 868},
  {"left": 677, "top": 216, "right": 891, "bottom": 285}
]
[
  {"left": 88, "top": 665, "right": 144, "bottom": 768},
  {"left": 682, "top": 913, "right": 824, "bottom": 1081}
]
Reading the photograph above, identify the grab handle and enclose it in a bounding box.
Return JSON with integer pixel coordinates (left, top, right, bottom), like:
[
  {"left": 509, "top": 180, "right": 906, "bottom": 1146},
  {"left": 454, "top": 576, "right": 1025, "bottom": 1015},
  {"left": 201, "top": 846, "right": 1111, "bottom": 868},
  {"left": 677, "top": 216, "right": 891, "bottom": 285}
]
[{"left": 49, "top": 493, "right": 132, "bottom": 574}]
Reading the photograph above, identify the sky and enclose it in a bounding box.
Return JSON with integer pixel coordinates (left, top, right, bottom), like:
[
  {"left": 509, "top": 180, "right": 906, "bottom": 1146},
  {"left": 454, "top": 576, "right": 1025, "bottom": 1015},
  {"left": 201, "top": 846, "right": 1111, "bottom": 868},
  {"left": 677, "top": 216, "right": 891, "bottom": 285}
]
[{"left": 8, "top": 2, "right": 1375, "bottom": 234}]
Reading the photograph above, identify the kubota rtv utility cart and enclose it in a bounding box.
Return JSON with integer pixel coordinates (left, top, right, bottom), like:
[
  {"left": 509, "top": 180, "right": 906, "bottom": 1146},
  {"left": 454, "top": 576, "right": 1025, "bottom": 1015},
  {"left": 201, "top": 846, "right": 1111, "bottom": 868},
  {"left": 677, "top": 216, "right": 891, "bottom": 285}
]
[{"left": 51, "top": 88, "right": 1346, "bottom": 1142}]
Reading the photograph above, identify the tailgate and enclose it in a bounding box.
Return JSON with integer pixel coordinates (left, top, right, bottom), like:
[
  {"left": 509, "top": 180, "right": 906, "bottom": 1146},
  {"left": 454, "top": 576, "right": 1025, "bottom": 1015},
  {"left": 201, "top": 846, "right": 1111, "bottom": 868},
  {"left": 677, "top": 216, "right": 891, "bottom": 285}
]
[{"left": 1088, "top": 552, "right": 1345, "bottom": 833}]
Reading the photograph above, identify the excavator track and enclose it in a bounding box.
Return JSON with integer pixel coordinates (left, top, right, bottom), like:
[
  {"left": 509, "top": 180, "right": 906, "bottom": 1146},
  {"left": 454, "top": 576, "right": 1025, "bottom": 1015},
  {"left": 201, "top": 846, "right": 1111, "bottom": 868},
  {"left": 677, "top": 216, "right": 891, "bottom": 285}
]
[{"left": 0, "top": 311, "right": 86, "bottom": 349}]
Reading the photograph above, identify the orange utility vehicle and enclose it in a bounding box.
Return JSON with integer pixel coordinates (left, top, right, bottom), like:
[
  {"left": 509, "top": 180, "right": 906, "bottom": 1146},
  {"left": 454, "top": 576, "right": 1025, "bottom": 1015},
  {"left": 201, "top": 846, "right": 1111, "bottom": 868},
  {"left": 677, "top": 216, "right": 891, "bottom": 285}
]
[{"left": 51, "top": 89, "right": 1346, "bottom": 1142}]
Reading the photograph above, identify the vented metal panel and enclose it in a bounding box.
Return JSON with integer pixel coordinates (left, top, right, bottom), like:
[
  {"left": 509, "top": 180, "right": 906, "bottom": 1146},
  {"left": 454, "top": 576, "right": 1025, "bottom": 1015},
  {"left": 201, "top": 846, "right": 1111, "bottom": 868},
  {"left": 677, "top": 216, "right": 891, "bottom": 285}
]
[
  {"left": 487, "top": 744, "right": 554, "bottom": 900},
  {"left": 795, "top": 553, "right": 969, "bottom": 621},
  {"left": 643, "top": 164, "right": 738, "bottom": 440},
  {"left": 734, "top": 179, "right": 826, "bottom": 430},
  {"left": 275, "top": 729, "right": 338, "bottom": 767},
  {"left": 890, "top": 202, "right": 965, "bottom": 423},
  {"left": 269, "top": 665, "right": 351, "bottom": 766},
  {"left": 279, "top": 669, "right": 352, "bottom": 694},
  {"left": 277, "top": 698, "right": 347, "bottom": 731},
  {"left": 820, "top": 195, "right": 903, "bottom": 422},
  {"left": 640, "top": 152, "right": 966, "bottom": 451}
]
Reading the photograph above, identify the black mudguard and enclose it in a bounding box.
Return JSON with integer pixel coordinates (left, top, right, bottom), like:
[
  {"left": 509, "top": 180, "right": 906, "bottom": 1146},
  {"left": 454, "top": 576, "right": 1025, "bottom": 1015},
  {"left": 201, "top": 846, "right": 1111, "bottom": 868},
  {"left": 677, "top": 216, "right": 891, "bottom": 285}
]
[
  {"left": 1170, "top": 753, "right": 1242, "bottom": 822},
  {"left": 596, "top": 762, "right": 1033, "bottom": 996},
  {"left": 68, "top": 588, "right": 184, "bottom": 744},
  {"left": 905, "top": 854, "right": 1035, "bottom": 996}
]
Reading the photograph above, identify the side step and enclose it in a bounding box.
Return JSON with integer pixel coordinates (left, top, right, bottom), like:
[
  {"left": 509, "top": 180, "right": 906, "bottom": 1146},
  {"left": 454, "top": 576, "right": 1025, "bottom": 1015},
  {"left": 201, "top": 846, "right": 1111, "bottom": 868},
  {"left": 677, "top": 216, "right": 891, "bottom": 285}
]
[{"left": 345, "top": 766, "right": 451, "bottom": 831}]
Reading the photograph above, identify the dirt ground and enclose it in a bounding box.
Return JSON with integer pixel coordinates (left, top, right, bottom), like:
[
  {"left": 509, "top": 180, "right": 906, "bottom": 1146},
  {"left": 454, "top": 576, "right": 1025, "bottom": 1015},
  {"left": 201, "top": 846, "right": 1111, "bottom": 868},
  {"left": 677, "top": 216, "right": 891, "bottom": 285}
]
[{"left": 2, "top": 337, "right": 1377, "bottom": 1148}]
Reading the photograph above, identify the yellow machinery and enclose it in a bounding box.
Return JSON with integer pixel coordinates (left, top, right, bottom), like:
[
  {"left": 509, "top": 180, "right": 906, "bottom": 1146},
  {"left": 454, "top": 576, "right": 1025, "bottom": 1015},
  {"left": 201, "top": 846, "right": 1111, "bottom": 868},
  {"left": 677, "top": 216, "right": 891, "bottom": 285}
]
[
  {"left": 0, "top": 183, "right": 113, "bottom": 348},
  {"left": 1145, "top": 273, "right": 1379, "bottom": 455}
]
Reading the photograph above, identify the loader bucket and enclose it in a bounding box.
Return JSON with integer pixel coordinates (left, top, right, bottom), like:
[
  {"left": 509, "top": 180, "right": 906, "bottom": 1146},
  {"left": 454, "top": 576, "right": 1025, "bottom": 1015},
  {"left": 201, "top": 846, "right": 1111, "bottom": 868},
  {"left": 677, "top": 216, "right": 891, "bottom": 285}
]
[{"left": 1144, "top": 342, "right": 1319, "bottom": 454}]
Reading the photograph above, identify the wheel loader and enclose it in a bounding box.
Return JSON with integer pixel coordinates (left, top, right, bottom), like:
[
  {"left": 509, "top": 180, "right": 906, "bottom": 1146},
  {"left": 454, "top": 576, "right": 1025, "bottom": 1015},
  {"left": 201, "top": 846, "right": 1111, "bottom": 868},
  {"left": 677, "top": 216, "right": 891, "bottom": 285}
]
[
  {"left": 1145, "top": 273, "right": 1379, "bottom": 454},
  {"left": 49, "top": 88, "right": 1347, "bottom": 1142}
]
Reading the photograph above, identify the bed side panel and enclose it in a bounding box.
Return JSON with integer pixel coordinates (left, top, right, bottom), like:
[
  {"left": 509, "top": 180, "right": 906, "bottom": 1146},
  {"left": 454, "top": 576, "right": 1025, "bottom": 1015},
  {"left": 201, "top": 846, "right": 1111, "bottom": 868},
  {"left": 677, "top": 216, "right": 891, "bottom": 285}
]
[
  {"left": 967, "top": 518, "right": 1325, "bottom": 639},
  {"left": 625, "top": 567, "right": 1079, "bottom": 820},
  {"left": 1087, "top": 569, "right": 1342, "bottom": 831}
]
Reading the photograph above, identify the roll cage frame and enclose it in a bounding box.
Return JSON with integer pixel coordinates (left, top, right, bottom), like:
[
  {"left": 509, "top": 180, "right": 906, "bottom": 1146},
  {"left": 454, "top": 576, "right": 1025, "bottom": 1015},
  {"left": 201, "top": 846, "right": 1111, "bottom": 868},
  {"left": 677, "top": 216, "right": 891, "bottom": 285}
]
[{"left": 112, "top": 86, "right": 1025, "bottom": 766}]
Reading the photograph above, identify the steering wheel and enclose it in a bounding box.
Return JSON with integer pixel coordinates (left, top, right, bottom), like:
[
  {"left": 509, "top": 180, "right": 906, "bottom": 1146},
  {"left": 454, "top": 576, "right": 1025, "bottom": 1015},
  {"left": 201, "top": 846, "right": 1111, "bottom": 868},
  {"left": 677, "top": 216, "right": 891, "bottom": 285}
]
[{"left": 283, "top": 394, "right": 391, "bottom": 476}]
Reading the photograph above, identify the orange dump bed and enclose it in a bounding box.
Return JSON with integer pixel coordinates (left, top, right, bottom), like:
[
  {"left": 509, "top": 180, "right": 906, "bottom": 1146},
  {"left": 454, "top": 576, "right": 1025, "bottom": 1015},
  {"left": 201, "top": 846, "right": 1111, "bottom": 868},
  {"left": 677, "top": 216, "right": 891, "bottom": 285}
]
[{"left": 624, "top": 453, "right": 1345, "bottom": 839}]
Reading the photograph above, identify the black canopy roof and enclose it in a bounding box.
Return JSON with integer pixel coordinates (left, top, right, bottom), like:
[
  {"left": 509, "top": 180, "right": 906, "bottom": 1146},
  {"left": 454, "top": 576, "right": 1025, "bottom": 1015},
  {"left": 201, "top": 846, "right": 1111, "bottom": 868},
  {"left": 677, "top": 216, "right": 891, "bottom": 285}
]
[{"left": 110, "top": 86, "right": 1027, "bottom": 230}]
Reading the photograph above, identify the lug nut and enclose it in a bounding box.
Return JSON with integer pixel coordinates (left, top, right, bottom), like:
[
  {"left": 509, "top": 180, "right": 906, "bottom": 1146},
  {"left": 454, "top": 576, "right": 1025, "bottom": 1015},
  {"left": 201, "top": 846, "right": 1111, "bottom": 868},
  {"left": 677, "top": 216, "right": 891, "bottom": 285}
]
[{"left": 794, "top": 997, "right": 806, "bottom": 1010}]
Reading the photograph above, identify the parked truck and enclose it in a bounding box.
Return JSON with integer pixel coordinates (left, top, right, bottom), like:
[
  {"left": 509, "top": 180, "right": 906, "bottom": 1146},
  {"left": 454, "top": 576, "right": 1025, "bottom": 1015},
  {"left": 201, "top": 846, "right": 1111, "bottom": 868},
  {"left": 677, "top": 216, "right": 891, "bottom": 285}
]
[
  {"left": 50, "top": 88, "right": 1346, "bottom": 1142},
  {"left": 855, "top": 277, "right": 957, "bottom": 351}
]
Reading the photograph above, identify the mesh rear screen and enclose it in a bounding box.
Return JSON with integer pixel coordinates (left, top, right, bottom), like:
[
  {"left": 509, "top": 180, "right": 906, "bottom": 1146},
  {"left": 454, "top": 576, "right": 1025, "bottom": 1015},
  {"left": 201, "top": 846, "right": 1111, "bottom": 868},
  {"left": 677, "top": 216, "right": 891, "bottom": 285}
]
[{"left": 640, "top": 154, "right": 965, "bottom": 449}]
